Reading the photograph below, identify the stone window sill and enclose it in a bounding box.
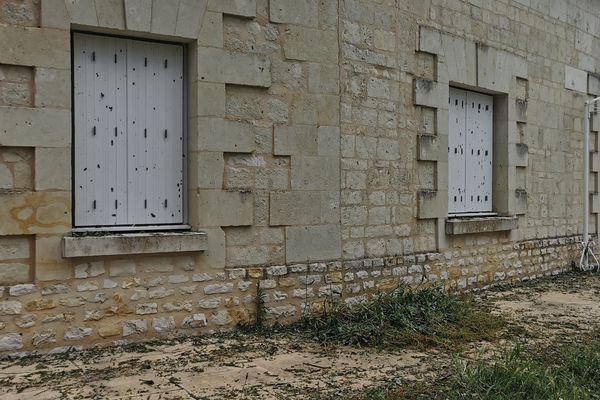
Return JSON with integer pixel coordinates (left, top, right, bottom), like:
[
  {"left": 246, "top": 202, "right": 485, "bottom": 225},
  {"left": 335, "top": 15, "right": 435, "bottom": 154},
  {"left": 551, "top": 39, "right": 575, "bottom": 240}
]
[
  {"left": 62, "top": 231, "right": 207, "bottom": 258},
  {"left": 445, "top": 216, "right": 518, "bottom": 235}
]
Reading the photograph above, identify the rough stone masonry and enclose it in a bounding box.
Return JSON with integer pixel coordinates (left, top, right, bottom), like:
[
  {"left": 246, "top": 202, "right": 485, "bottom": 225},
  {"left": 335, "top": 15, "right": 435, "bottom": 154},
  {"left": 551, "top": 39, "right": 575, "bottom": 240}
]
[{"left": 0, "top": 0, "right": 596, "bottom": 353}]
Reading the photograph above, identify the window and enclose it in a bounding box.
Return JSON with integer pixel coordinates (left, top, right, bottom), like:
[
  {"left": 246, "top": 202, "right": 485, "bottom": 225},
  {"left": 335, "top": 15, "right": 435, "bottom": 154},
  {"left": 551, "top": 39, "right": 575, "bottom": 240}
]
[
  {"left": 73, "top": 33, "right": 185, "bottom": 229},
  {"left": 448, "top": 87, "right": 493, "bottom": 215}
]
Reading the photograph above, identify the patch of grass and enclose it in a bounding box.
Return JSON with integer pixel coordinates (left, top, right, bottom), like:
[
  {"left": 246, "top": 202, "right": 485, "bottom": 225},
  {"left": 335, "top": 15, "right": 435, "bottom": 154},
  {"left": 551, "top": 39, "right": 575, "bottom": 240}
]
[
  {"left": 296, "top": 284, "right": 504, "bottom": 349},
  {"left": 343, "top": 341, "right": 600, "bottom": 400},
  {"left": 448, "top": 342, "right": 600, "bottom": 400}
]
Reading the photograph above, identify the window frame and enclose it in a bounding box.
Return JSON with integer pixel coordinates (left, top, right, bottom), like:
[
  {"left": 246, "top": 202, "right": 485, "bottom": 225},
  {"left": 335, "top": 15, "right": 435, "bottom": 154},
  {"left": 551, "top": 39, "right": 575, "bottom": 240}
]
[{"left": 70, "top": 31, "right": 189, "bottom": 233}]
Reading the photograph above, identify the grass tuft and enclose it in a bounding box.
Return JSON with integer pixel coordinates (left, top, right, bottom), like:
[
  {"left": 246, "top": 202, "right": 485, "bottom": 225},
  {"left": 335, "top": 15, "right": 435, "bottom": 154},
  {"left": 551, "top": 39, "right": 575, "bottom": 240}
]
[
  {"left": 449, "top": 342, "right": 600, "bottom": 400},
  {"left": 296, "top": 284, "right": 503, "bottom": 349}
]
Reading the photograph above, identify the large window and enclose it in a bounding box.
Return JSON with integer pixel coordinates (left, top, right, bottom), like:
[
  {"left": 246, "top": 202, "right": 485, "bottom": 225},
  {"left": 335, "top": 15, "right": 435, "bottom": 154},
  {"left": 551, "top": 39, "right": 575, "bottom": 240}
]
[
  {"left": 448, "top": 87, "right": 493, "bottom": 215},
  {"left": 73, "top": 33, "right": 185, "bottom": 229}
]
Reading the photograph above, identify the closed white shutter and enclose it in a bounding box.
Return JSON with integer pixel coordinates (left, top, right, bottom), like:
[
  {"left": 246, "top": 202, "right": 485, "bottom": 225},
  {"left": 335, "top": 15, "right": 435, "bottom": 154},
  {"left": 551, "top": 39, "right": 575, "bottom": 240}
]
[
  {"left": 73, "top": 33, "right": 184, "bottom": 228},
  {"left": 448, "top": 88, "right": 467, "bottom": 214},
  {"left": 448, "top": 87, "right": 493, "bottom": 215},
  {"left": 465, "top": 91, "right": 493, "bottom": 213}
]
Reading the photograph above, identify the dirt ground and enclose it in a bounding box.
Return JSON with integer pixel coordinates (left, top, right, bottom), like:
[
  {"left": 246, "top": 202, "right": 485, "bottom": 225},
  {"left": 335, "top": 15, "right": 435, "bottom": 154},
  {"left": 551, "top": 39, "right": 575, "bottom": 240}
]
[{"left": 2, "top": 272, "right": 600, "bottom": 400}]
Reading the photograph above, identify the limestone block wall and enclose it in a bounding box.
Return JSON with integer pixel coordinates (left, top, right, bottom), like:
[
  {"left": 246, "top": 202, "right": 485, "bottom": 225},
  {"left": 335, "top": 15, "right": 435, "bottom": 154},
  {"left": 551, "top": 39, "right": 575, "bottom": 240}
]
[{"left": 0, "top": 0, "right": 596, "bottom": 353}]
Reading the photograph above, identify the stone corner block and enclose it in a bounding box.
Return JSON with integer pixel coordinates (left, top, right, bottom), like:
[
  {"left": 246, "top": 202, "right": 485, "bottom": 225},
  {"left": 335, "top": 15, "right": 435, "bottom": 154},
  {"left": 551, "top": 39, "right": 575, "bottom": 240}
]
[
  {"left": 418, "top": 25, "right": 442, "bottom": 55},
  {"left": 41, "top": 0, "right": 70, "bottom": 29},
  {"left": 285, "top": 225, "right": 341, "bottom": 263},
  {"left": 283, "top": 26, "right": 338, "bottom": 63},
  {"left": 591, "top": 152, "right": 600, "bottom": 173},
  {"left": 515, "top": 99, "right": 527, "bottom": 123},
  {"left": 198, "top": 47, "right": 271, "bottom": 88},
  {"left": 589, "top": 73, "right": 600, "bottom": 96},
  {"left": 414, "top": 79, "right": 448, "bottom": 110},
  {"left": 207, "top": 0, "right": 256, "bottom": 17},
  {"left": 565, "top": 65, "right": 587, "bottom": 93},
  {"left": 195, "top": 190, "right": 254, "bottom": 227},
  {"left": 515, "top": 189, "right": 527, "bottom": 215},
  {"left": 417, "top": 190, "right": 446, "bottom": 219},
  {"left": 591, "top": 193, "right": 600, "bottom": 214},
  {"left": 417, "top": 135, "right": 445, "bottom": 161},
  {"left": 194, "top": 117, "right": 255, "bottom": 153},
  {"left": 513, "top": 143, "right": 528, "bottom": 168}
]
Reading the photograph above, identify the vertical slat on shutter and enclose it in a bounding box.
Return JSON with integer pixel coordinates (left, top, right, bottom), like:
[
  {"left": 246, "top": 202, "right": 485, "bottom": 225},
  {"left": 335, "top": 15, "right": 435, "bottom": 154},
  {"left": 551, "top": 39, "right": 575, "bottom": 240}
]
[
  {"left": 448, "top": 87, "right": 467, "bottom": 214},
  {"left": 466, "top": 91, "right": 493, "bottom": 213}
]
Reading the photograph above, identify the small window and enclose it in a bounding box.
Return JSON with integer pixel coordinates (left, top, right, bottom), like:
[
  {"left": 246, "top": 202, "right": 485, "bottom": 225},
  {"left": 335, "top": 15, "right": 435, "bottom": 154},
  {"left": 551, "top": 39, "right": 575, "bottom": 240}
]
[
  {"left": 73, "top": 33, "right": 185, "bottom": 229},
  {"left": 448, "top": 87, "right": 493, "bottom": 215}
]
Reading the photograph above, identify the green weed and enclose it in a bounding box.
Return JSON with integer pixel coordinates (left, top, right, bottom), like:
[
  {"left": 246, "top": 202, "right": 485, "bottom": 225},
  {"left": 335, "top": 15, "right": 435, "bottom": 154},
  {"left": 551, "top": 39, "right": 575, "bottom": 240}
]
[{"left": 296, "top": 284, "right": 503, "bottom": 349}]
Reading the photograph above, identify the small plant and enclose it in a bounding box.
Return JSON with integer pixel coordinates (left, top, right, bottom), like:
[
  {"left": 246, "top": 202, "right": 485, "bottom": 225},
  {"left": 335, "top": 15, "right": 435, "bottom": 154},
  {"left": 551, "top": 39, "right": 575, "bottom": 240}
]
[{"left": 254, "top": 280, "right": 267, "bottom": 330}]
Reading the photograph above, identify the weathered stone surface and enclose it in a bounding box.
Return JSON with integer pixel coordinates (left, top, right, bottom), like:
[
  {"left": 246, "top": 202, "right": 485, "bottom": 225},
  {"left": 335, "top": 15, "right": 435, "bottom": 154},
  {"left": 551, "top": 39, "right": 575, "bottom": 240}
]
[
  {"left": 124, "top": 0, "right": 152, "bottom": 31},
  {"left": 197, "top": 48, "right": 271, "bottom": 88},
  {"left": 270, "top": 0, "right": 318, "bottom": 27},
  {"left": 35, "top": 148, "right": 70, "bottom": 191},
  {"left": 0, "top": 263, "right": 30, "bottom": 285},
  {"left": 446, "top": 216, "right": 519, "bottom": 235},
  {"left": 290, "top": 156, "right": 339, "bottom": 190},
  {"left": 32, "top": 329, "right": 56, "bottom": 346},
  {"left": 63, "top": 232, "right": 207, "bottom": 258},
  {"left": 152, "top": 316, "right": 176, "bottom": 333},
  {"left": 41, "top": 0, "right": 69, "bottom": 29},
  {"left": 198, "top": 298, "right": 221, "bottom": 309},
  {"left": 417, "top": 190, "right": 446, "bottom": 219},
  {"left": 414, "top": 79, "right": 448, "bottom": 109},
  {"left": 0, "top": 26, "right": 69, "bottom": 68},
  {"left": 0, "top": 107, "right": 70, "bottom": 147},
  {"left": 150, "top": 0, "right": 178, "bottom": 35},
  {"left": 64, "top": 326, "right": 92, "bottom": 341},
  {"left": 286, "top": 225, "right": 341, "bottom": 263},
  {"left": 270, "top": 191, "right": 321, "bottom": 225},
  {"left": 95, "top": 0, "right": 125, "bottom": 28},
  {"left": 565, "top": 65, "right": 587, "bottom": 92},
  {"left": 136, "top": 303, "right": 158, "bottom": 315},
  {"left": 283, "top": 26, "right": 338, "bottom": 63},
  {"left": 194, "top": 117, "right": 255, "bottom": 153},
  {"left": 195, "top": 190, "right": 254, "bottom": 227},
  {"left": 204, "top": 283, "right": 234, "bottom": 294},
  {"left": 122, "top": 319, "right": 147, "bottom": 337},
  {"left": 174, "top": 0, "right": 206, "bottom": 38},
  {"left": 0, "top": 236, "right": 30, "bottom": 261},
  {"left": 109, "top": 260, "right": 136, "bottom": 277},
  {"left": 0, "top": 301, "right": 22, "bottom": 315},
  {"left": 0, "top": 333, "right": 22, "bottom": 351},
  {"left": 74, "top": 262, "right": 105, "bottom": 279},
  {"left": 182, "top": 313, "right": 208, "bottom": 328},
  {"left": 274, "top": 125, "right": 318, "bottom": 156},
  {"left": 207, "top": 0, "right": 256, "bottom": 17},
  {"left": 64, "top": 0, "right": 97, "bottom": 25},
  {"left": 9, "top": 283, "right": 35, "bottom": 296}
]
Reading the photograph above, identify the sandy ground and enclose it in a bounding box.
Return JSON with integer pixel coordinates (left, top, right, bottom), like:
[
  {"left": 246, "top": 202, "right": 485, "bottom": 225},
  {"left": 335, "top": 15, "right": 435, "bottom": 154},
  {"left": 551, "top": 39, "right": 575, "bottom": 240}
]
[{"left": 2, "top": 272, "right": 600, "bottom": 400}]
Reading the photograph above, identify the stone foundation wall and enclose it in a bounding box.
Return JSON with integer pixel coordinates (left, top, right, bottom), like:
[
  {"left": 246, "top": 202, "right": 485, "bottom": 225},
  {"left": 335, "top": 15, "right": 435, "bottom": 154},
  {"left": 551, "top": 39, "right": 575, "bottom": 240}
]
[{"left": 0, "top": 235, "right": 579, "bottom": 353}]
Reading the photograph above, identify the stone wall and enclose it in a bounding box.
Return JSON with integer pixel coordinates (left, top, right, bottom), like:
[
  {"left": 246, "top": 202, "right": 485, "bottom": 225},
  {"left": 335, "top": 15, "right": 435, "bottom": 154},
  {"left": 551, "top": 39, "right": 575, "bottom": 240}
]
[
  {"left": 0, "top": 0, "right": 597, "bottom": 354},
  {"left": 0, "top": 235, "right": 579, "bottom": 352}
]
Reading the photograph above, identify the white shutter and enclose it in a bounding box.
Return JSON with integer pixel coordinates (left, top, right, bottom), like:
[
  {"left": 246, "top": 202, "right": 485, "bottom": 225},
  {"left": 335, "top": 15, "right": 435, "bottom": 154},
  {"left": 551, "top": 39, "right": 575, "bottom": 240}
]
[
  {"left": 74, "top": 33, "right": 184, "bottom": 228},
  {"left": 448, "top": 88, "right": 467, "bottom": 214},
  {"left": 127, "top": 40, "right": 184, "bottom": 225},
  {"left": 74, "top": 34, "right": 128, "bottom": 227},
  {"left": 448, "top": 88, "right": 493, "bottom": 215},
  {"left": 465, "top": 91, "right": 493, "bottom": 213}
]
